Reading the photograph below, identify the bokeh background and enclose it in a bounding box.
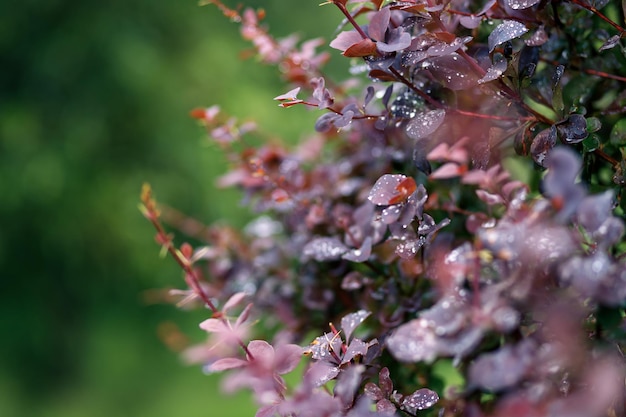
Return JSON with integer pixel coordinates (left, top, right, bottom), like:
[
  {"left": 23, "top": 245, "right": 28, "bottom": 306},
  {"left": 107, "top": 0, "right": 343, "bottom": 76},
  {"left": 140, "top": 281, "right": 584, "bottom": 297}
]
[{"left": 0, "top": 1, "right": 340, "bottom": 416}]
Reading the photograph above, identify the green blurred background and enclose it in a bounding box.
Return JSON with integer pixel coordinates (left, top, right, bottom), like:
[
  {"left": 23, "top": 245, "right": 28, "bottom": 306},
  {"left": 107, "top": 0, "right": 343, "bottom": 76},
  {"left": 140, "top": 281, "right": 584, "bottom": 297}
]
[{"left": 0, "top": 1, "right": 339, "bottom": 416}]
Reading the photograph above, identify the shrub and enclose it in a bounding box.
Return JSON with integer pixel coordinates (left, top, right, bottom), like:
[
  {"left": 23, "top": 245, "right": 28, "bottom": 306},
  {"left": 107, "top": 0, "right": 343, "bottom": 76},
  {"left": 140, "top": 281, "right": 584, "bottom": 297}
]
[{"left": 140, "top": 1, "right": 626, "bottom": 416}]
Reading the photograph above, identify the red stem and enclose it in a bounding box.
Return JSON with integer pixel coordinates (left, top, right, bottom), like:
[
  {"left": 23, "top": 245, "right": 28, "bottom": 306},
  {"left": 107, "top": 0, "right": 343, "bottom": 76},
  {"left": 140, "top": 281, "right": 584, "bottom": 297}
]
[
  {"left": 333, "top": 1, "right": 369, "bottom": 40},
  {"left": 141, "top": 188, "right": 254, "bottom": 360}
]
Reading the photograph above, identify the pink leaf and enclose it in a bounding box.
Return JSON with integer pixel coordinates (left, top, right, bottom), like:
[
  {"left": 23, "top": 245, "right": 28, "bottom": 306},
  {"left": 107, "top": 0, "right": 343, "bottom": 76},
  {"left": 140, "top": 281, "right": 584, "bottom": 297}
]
[
  {"left": 199, "top": 318, "right": 228, "bottom": 333},
  {"left": 222, "top": 292, "right": 247, "bottom": 314},
  {"left": 208, "top": 357, "right": 248, "bottom": 372},
  {"left": 248, "top": 340, "right": 275, "bottom": 363},
  {"left": 330, "top": 31, "right": 365, "bottom": 52},
  {"left": 273, "top": 87, "right": 301, "bottom": 101},
  {"left": 430, "top": 162, "right": 463, "bottom": 179}
]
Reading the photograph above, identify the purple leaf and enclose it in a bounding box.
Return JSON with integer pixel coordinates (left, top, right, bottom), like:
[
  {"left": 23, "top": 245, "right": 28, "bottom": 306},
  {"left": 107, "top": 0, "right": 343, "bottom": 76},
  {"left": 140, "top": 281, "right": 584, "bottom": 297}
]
[
  {"left": 406, "top": 109, "right": 446, "bottom": 140},
  {"left": 376, "top": 399, "right": 397, "bottom": 415},
  {"left": 274, "top": 344, "right": 303, "bottom": 374},
  {"left": 427, "top": 36, "right": 472, "bottom": 57},
  {"left": 401, "top": 388, "right": 439, "bottom": 413},
  {"left": 305, "top": 360, "right": 340, "bottom": 386},
  {"left": 343, "top": 236, "right": 372, "bottom": 262},
  {"left": 377, "top": 28, "right": 412, "bottom": 53},
  {"left": 488, "top": 20, "right": 529, "bottom": 52},
  {"left": 459, "top": 15, "right": 482, "bottom": 29},
  {"left": 303, "top": 237, "right": 349, "bottom": 261},
  {"left": 199, "top": 318, "right": 228, "bottom": 333},
  {"left": 368, "top": 7, "right": 390, "bottom": 42},
  {"left": 342, "top": 338, "right": 368, "bottom": 364},
  {"left": 378, "top": 367, "right": 393, "bottom": 396},
  {"left": 368, "top": 174, "right": 411, "bottom": 205},
  {"left": 335, "top": 364, "right": 365, "bottom": 407},
  {"left": 507, "top": 0, "right": 541, "bottom": 9},
  {"left": 478, "top": 55, "right": 508, "bottom": 84},
  {"left": 468, "top": 340, "right": 536, "bottom": 391},
  {"left": 364, "top": 382, "right": 384, "bottom": 401},
  {"left": 387, "top": 318, "right": 439, "bottom": 363},
  {"left": 341, "top": 310, "right": 371, "bottom": 342}
]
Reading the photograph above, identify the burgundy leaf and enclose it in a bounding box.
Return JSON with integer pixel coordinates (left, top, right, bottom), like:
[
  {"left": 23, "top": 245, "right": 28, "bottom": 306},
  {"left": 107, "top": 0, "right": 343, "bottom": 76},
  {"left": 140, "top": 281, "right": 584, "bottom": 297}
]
[{"left": 345, "top": 38, "right": 378, "bottom": 57}]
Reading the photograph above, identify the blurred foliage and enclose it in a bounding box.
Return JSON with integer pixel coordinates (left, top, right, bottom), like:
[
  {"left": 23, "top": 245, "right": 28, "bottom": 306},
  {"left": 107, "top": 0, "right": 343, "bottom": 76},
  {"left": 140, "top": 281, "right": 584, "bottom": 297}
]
[{"left": 0, "top": 0, "right": 340, "bottom": 416}]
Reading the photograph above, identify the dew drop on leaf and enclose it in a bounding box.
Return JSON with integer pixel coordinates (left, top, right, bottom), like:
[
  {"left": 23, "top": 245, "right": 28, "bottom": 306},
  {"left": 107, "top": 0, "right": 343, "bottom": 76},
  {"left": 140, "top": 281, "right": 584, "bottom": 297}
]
[
  {"left": 488, "top": 20, "right": 529, "bottom": 52},
  {"left": 530, "top": 126, "right": 557, "bottom": 167},
  {"left": 368, "top": 174, "right": 409, "bottom": 205},
  {"left": 303, "top": 237, "right": 349, "bottom": 261},
  {"left": 341, "top": 310, "right": 371, "bottom": 342},
  {"left": 406, "top": 109, "right": 446, "bottom": 140},
  {"left": 401, "top": 388, "right": 439, "bottom": 412},
  {"left": 507, "top": 0, "right": 541, "bottom": 9}
]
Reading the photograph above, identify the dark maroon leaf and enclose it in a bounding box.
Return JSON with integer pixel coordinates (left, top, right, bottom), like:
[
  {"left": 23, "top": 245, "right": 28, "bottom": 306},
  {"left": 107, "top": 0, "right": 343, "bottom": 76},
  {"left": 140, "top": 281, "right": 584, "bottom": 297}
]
[
  {"left": 556, "top": 114, "right": 588, "bottom": 143},
  {"left": 530, "top": 126, "right": 557, "bottom": 167}
]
